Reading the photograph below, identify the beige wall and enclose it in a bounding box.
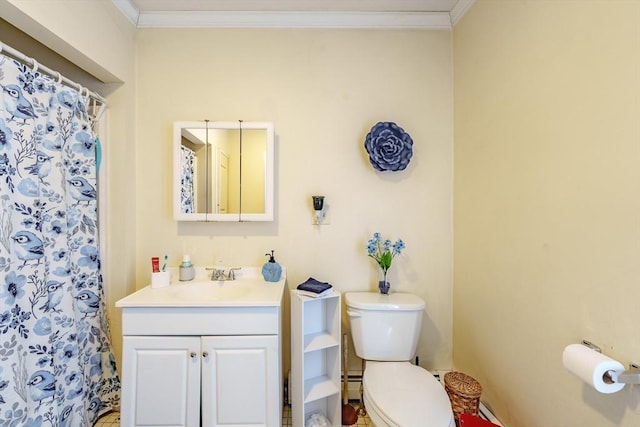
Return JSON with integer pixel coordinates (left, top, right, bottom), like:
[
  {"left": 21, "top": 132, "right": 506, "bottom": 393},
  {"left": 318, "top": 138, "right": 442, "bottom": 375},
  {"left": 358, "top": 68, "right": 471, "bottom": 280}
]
[
  {"left": 2, "top": 0, "right": 130, "bottom": 82},
  {"left": 454, "top": 1, "right": 640, "bottom": 426},
  {"left": 8, "top": 1, "right": 640, "bottom": 424},
  {"left": 135, "top": 28, "right": 454, "bottom": 373}
]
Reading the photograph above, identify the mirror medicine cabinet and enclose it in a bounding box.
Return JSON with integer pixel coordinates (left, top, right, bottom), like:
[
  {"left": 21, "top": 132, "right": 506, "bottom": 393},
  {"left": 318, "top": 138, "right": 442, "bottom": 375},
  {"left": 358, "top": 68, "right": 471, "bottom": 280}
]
[{"left": 174, "top": 121, "right": 274, "bottom": 222}]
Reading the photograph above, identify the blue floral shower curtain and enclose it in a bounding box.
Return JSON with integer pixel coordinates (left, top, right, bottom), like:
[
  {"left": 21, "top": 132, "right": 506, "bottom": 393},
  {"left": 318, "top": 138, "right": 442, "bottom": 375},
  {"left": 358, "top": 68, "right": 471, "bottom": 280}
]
[
  {"left": 180, "top": 145, "right": 195, "bottom": 213},
  {"left": 0, "top": 55, "right": 120, "bottom": 425}
]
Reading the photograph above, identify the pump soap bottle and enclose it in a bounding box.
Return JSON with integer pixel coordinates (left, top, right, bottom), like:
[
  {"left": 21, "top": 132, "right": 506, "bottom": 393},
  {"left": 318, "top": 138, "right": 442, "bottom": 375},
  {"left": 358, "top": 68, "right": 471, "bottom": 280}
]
[
  {"left": 262, "top": 250, "right": 282, "bottom": 282},
  {"left": 179, "top": 254, "right": 195, "bottom": 281}
]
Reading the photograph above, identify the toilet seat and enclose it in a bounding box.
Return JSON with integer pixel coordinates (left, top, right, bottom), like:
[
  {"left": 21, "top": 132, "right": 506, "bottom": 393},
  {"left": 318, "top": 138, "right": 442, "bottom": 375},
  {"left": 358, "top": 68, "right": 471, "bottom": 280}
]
[{"left": 363, "top": 362, "right": 455, "bottom": 427}]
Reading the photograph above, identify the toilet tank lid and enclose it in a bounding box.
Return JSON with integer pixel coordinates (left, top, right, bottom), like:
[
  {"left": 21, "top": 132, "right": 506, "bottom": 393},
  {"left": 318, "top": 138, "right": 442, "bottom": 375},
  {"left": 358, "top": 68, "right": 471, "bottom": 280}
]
[{"left": 345, "top": 292, "right": 425, "bottom": 310}]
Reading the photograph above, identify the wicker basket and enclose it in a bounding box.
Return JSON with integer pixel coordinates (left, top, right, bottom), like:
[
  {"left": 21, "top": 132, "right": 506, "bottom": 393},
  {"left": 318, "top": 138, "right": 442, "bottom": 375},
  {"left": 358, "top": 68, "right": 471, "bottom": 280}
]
[{"left": 444, "top": 372, "right": 482, "bottom": 426}]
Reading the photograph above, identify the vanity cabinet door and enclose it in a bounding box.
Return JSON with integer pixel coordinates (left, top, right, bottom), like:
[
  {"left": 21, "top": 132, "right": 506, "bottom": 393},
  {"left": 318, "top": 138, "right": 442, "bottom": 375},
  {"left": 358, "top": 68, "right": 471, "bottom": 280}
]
[
  {"left": 122, "top": 336, "right": 201, "bottom": 427},
  {"left": 201, "top": 335, "right": 280, "bottom": 427}
]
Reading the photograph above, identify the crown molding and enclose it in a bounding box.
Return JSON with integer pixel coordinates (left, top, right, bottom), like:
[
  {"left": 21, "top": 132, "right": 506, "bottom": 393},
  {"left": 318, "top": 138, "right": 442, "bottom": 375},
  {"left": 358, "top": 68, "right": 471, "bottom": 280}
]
[
  {"left": 450, "top": 0, "right": 475, "bottom": 26},
  {"left": 111, "top": 0, "right": 139, "bottom": 25},
  {"left": 136, "top": 11, "right": 453, "bottom": 29},
  {"left": 110, "top": 0, "right": 477, "bottom": 29}
]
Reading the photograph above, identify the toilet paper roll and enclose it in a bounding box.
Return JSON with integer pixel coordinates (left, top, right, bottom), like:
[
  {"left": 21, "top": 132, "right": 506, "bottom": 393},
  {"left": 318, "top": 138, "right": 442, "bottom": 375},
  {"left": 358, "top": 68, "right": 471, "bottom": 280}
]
[{"left": 562, "top": 344, "right": 625, "bottom": 394}]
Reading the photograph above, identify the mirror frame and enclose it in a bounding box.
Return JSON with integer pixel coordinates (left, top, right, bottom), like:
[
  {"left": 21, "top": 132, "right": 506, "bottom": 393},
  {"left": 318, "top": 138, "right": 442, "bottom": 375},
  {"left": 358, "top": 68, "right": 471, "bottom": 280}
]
[{"left": 173, "top": 121, "right": 275, "bottom": 222}]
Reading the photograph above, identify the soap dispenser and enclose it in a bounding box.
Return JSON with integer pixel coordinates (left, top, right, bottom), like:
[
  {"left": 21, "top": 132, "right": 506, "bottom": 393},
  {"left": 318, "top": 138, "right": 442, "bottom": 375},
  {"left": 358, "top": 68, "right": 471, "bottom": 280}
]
[
  {"left": 262, "top": 250, "right": 282, "bottom": 282},
  {"left": 179, "top": 254, "right": 195, "bottom": 281}
]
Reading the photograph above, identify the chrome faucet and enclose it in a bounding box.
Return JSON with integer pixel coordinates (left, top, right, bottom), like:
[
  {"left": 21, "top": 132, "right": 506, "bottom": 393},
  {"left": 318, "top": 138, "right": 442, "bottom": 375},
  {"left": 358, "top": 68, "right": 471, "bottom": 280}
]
[
  {"left": 206, "top": 268, "right": 225, "bottom": 281},
  {"left": 206, "top": 267, "right": 242, "bottom": 281},
  {"left": 228, "top": 267, "right": 242, "bottom": 280}
]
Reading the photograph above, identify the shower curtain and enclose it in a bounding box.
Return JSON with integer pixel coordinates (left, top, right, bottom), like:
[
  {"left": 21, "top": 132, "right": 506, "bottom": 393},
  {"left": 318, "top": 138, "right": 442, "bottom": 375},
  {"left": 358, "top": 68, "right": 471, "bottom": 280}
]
[
  {"left": 0, "top": 55, "right": 120, "bottom": 425},
  {"left": 180, "top": 145, "right": 195, "bottom": 213}
]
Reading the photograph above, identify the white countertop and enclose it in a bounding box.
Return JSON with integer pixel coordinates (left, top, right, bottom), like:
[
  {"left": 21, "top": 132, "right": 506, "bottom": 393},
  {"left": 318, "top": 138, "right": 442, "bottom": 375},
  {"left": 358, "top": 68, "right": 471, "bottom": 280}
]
[{"left": 115, "top": 267, "right": 286, "bottom": 308}]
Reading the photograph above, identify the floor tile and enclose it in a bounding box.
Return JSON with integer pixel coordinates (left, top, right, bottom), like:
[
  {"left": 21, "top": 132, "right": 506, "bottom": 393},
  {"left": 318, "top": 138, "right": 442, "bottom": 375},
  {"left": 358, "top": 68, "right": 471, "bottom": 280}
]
[{"left": 96, "top": 403, "right": 369, "bottom": 426}]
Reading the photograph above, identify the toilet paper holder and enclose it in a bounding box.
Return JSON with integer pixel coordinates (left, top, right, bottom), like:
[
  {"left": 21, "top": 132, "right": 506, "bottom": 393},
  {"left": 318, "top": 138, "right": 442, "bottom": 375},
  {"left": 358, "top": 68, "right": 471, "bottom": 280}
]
[{"left": 582, "top": 340, "right": 640, "bottom": 385}]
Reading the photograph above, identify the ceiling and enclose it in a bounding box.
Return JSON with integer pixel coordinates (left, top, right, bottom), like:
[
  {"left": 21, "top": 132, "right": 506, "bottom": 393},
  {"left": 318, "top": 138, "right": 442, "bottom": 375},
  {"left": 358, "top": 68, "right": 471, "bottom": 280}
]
[{"left": 112, "top": 0, "right": 475, "bottom": 29}]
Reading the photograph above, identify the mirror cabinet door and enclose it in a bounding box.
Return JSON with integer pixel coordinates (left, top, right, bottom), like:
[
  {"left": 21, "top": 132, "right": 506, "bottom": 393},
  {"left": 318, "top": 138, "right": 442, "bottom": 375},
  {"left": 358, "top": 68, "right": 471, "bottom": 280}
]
[
  {"left": 240, "top": 128, "right": 268, "bottom": 215},
  {"left": 173, "top": 121, "right": 274, "bottom": 222}
]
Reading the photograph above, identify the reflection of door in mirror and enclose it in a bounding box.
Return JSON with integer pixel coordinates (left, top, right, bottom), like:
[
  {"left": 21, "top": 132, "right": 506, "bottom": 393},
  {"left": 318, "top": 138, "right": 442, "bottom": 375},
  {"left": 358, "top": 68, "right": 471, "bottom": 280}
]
[
  {"left": 208, "top": 128, "right": 266, "bottom": 214},
  {"left": 211, "top": 129, "right": 238, "bottom": 213},
  {"left": 216, "top": 149, "right": 229, "bottom": 214}
]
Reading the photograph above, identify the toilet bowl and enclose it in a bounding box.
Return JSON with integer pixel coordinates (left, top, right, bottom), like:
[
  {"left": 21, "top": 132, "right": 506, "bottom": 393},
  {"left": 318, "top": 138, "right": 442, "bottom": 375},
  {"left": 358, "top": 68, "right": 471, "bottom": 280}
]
[
  {"left": 345, "top": 292, "right": 454, "bottom": 427},
  {"left": 363, "top": 361, "right": 455, "bottom": 427}
]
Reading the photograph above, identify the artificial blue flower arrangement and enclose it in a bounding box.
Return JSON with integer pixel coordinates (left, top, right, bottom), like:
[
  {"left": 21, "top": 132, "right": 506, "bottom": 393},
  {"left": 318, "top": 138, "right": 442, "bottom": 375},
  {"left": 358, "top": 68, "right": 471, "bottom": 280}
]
[
  {"left": 364, "top": 121, "right": 413, "bottom": 172},
  {"left": 366, "top": 232, "right": 406, "bottom": 294}
]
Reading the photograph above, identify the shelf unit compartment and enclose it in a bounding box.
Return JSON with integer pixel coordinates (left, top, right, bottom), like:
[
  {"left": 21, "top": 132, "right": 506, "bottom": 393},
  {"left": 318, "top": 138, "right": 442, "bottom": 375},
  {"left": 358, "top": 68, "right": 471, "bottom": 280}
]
[
  {"left": 302, "top": 296, "right": 340, "bottom": 342},
  {"left": 303, "top": 394, "right": 341, "bottom": 426},
  {"left": 303, "top": 331, "right": 339, "bottom": 353},
  {"left": 303, "top": 346, "right": 340, "bottom": 403}
]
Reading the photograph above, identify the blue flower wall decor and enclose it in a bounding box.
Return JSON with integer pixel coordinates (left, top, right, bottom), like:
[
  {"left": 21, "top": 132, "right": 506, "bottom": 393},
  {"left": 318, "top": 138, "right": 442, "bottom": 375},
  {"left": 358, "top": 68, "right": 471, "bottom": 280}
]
[{"left": 364, "top": 121, "right": 413, "bottom": 172}]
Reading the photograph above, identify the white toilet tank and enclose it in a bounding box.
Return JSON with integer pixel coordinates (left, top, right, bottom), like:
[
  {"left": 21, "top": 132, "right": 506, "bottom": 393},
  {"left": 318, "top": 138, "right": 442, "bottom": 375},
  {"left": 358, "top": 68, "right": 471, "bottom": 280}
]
[{"left": 345, "top": 292, "right": 425, "bottom": 361}]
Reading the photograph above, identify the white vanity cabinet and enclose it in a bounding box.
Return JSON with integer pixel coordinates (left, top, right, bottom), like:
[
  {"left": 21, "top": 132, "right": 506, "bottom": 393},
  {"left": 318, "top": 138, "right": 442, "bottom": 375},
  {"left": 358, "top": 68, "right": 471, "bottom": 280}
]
[
  {"left": 116, "top": 271, "right": 285, "bottom": 427},
  {"left": 121, "top": 336, "right": 200, "bottom": 426},
  {"left": 122, "top": 334, "right": 279, "bottom": 427},
  {"left": 201, "top": 335, "right": 279, "bottom": 427}
]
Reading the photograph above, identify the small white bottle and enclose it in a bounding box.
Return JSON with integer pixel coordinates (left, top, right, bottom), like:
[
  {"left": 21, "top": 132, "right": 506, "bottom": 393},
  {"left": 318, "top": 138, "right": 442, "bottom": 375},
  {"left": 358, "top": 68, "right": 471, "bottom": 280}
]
[{"left": 179, "top": 254, "right": 195, "bottom": 281}]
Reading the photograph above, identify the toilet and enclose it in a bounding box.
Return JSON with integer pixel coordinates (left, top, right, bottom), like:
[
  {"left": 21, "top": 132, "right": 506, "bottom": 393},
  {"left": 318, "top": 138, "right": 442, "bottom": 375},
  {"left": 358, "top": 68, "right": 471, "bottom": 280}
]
[{"left": 345, "top": 292, "right": 455, "bottom": 427}]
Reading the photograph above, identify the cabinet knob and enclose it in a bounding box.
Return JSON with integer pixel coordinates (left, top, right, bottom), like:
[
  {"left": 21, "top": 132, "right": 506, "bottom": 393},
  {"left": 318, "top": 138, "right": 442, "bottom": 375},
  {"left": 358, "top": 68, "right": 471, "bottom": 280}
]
[
  {"left": 202, "top": 351, "right": 209, "bottom": 358},
  {"left": 190, "top": 352, "right": 197, "bottom": 359}
]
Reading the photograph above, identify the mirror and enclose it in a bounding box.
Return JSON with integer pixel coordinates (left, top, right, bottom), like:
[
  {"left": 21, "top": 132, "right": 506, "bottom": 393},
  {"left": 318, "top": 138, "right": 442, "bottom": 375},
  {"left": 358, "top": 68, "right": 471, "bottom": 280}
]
[{"left": 174, "top": 121, "right": 274, "bottom": 221}]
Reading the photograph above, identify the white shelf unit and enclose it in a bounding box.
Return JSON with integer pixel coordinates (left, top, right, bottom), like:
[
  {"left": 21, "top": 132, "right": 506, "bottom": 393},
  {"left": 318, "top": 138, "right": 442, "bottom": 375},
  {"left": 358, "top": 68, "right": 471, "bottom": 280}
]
[{"left": 291, "top": 290, "right": 341, "bottom": 427}]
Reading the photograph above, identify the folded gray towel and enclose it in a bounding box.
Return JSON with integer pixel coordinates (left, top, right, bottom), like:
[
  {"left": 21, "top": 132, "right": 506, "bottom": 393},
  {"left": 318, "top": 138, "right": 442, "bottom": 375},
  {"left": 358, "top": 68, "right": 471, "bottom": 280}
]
[{"left": 297, "top": 277, "right": 332, "bottom": 294}]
